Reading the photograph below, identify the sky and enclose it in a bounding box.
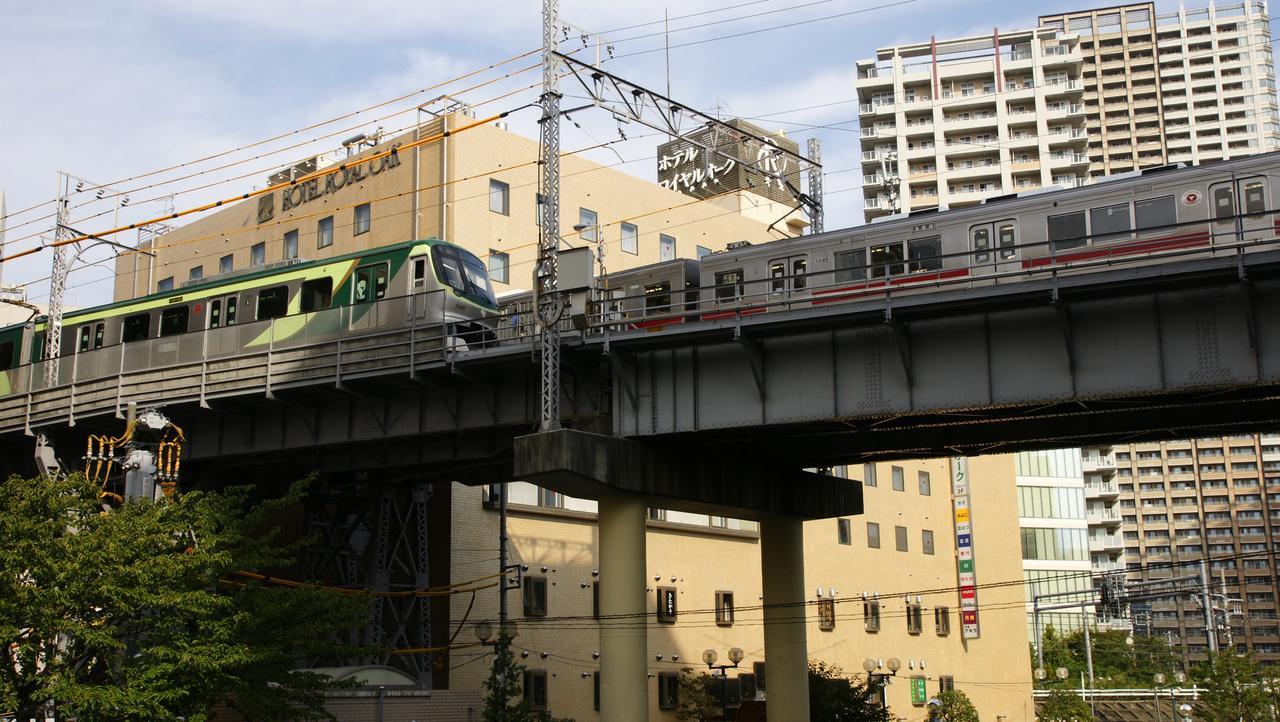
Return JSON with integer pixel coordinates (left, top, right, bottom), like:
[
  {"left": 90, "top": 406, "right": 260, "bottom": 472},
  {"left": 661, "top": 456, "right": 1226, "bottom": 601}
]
[{"left": 0, "top": 0, "right": 1092, "bottom": 309}]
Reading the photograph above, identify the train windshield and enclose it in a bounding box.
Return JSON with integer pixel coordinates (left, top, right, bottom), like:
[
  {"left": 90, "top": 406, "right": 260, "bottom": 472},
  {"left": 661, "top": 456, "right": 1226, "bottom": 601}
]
[{"left": 432, "top": 244, "right": 497, "bottom": 309}]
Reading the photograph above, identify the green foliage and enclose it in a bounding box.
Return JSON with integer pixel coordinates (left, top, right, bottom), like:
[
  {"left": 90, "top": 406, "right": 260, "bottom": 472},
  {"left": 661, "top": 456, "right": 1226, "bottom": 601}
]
[
  {"left": 807, "top": 660, "right": 890, "bottom": 722},
  {"left": 929, "top": 689, "right": 979, "bottom": 722},
  {"left": 1193, "top": 651, "right": 1269, "bottom": 722},
  {"left": 1038, "top": 687, "right": 1091, "bottom": 722},
  {"left": 675, "top": 667, "right": 719, "bottom": 721},
  {"left": 480, "top": 639, "right": 573, "bottom": 722},
  {"left": 1032, "top": 624, "right": 1180, "bottom": 689},
  {"left": 0, "top": 473, "right": 369, "bottom": 722}
]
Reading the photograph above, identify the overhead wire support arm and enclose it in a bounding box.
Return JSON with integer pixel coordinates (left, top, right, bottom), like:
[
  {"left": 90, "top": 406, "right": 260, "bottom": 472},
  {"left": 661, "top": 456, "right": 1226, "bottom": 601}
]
[{"left": 554, "top": 50, "right": 823, "bottom": 223}]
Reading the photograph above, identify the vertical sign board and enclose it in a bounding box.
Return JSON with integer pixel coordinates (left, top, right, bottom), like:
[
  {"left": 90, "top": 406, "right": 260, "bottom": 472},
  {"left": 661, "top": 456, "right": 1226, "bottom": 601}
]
[
  {"left": 950, "top": 457, "right": 981, "bottom": 639},
  {"left": 910, "top": 676, "right": 928, "bottom": 705}
]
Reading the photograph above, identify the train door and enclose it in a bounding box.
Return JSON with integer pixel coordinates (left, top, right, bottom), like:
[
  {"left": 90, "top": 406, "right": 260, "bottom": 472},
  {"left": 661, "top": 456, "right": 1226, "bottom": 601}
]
[
  {"left": 76, "top": 323, "right": 104, "bottom": 353},
  {"left": 767, "top": 255, "right": 808, "bottom": 299},
  {"left": 350, "top": 262, "right": 389, "bottom": 328},
  {"left": 969, "top": 220, "right": 1019, "bottom": 275},
  {"left": 410, "top": 257, "right": 429, "bottom": 321},
  {"left": 1209, "top": 176, "right": 1269, "bottom": 246}
]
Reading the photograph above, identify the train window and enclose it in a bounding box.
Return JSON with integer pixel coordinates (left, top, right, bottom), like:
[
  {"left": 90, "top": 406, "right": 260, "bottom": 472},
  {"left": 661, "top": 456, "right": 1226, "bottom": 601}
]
[
  {"left": 78, "top": 326, "right": 91, "bottom": 352},
  {"left": 907, "top": 236, "right": 943, "bottom": 273},
  {"left": 1212, "top": 184, "right": 1235, "bottom": 221},
  {"left": 225, "top": 297, "right": 237, "bottom": 326},
  {"left": 999, "top": 224, "right": 1017, "bottom": 260},
  {"left": 1135, "top": 196, "right": 1177, "bottom": 231},
  {"left": 31, "top": 332, "right": 44, "bottom": 362},
  {"left": 1047, "top": 211, "right": 1087, "bottom": 251},
  {"left": 159, "top": 307, "right": 190, "bottom": 337},
  {"left": 210, "top": 299, "right": 221, "bottom": 328},
  {"left": 0, "top": 341, "right": 13, "bottom": 371},
  {"left": 94, "top": 323, "right": 104, "bottom": 349},
  {"left": 869, "top": 242, "right": 904, "bottom": 277},
  {"left": 413, "top": 258, "right": 427, "bottom": 287},
  {"left": 1244, "top": 180, "right": 1266, "bottom": 215},
  {"left": 644, "top": 282, "right": 672, "bottom": 316},
  {"left": 435, "top": 253, "right": 466, "bottom": 293},
  {"left": 354, "top": 268, "right": 372, "bottom": 303},
  {"left": 1090, "top": 203, "right": 1131, "bottom": 242},
  {"left": 257, "top": 286, "right": 289, "bottom": 320},
  {"left": 971, "top": 228, "right": 990, "bottom": 263},
  {"left": 834, "top": 249, "right": 866, "bottom": 283},
  {"left": 122, "top": 314, "right": 150, "bottom": 343},
  {"left": 373, "top": 264, "right": 389, "bottom": 300},
  {"left": 769, "top": 260, "right": 786, "bottom": 292},
  {"left": 792, "top": 258, "right": 807, "bottom": 289},
  {"left": 714, "top": 270, "right": 744, "bottom": 302},
  {"left": 300, "top": 278, "right": 333, "bottom": 313}
]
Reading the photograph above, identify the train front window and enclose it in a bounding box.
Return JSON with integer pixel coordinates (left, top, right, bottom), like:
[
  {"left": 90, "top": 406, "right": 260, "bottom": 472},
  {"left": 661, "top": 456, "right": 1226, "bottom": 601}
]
[
  {"left": 907, "top": 236, "right": 942, "bottom": 273},
  {"left": 869, "top": 242, "right": 904, "bottom": 277},
  {"left": 1048, "top": 211, "right": 1087, "bottom": 251},
  {"left": 459, "top": 254, "right": 495, "bottom": 305},
  {"left": 431, "top": 244, "right": 497, "bottom": 307}
]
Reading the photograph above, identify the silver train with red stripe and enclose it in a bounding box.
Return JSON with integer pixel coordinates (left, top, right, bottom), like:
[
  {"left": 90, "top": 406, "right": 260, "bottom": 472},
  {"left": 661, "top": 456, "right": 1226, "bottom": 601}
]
[{"left": 585, "top": 151, "right": 1280, "bottom": 326}]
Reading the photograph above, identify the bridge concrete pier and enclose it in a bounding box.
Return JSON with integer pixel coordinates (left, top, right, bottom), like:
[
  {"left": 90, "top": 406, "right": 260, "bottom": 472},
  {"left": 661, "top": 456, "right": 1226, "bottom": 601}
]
[
  {"left": 597, "top": 495, "right": 649, "bottom": 722},
  {"left": 761, "top": 516, "right": 811, "bottom": 721}
]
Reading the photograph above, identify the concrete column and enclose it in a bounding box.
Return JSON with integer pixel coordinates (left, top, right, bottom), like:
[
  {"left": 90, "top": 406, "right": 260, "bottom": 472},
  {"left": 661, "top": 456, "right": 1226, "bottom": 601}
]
[
  {"left": 598, "top": 495, "right": 648, "bottom": 722},
  {"left": 761, "top": 515, "right": 810, "bottom": 722}
]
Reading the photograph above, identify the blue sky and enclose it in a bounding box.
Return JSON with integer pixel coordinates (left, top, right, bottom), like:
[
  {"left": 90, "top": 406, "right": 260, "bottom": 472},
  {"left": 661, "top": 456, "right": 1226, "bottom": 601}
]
[{"left": 0, "top": 0, "right": 1092, "bottom": 307}]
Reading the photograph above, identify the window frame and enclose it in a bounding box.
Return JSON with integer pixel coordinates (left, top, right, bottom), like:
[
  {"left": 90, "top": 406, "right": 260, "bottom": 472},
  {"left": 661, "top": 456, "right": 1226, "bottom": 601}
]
[
  {"left": 219, "top": 254, "right": 233, "bottom": 275},
  {"left": 918, "top": 470, "right": 931, "bottom": 496},
  {"left": 250, "top": 242, "right": 266, "bottom": 268},
  {"left": 869, "top": 241, "right": 905, "bottom": 277},
  {"left": 895, "top": 525, "right": 909, "bottom": 552},
  {"left": 658, "top": 671, "right": 680, "bottom": 710},
  {"left": 522, "top": 669, "right": 548, "bottom": 711},
  {"left": 906, "top": 603, "right": 923, "bottom": 634},
  {"left": 834, "top": 248, "right": 867, "bottom": 284},
  {"left": 353, "top": 203, "right": 371, "bottom": 236},
  {"left": 1047, "top": 210, "right": 1088, "bottom": 251},
  {"left": 1134, "top": 195, "right": 1177, "bottom": 231},
  {"left": 892, "top": 465, "right": 905, "bottom": 492},
  {"left": 867, "top": 521, "right": 881, "bottom": 549},
  {"left": 157, "top": 277, "right": 174, "bottom": 293},
  {"left": 715, "top": 590, "right": 735, "bottom": 627},
  {"left": 189, "top": 265, "right": 204, "bottom": 282},
  {"left": 659, "top": 233, "right": 676, "bottom": 261},
  {"left": 159, "top": 306, "right": 190, "bottom": 337},
  {"left": 578, "top": 208, "right": 599, "bottom": 242},
  {"left": 317, "top": 216, "right": 334, "bottom": 249},
  {"left": 489, "top": 250, "right": 510, "bottom": 284},
  {"left": 489, "top": 179, "right": 510, "bottom": 215},
  {"left": 863, "top": 463, "right": 877, "bottom": 487},
  {"left": 523, "top": 575, "right": 548, "bottom": 617},
  {"left": 837, "top": 518, "right": 852, "bottom": 545},
  {"left": 714, "top": 269, "right": 745, "bottom": 303},
  {"left": 906, "top": 235, "right": 943, "bottom": 273},
  {"left": 864, "top": 600, "right": 881, "bottom": 632},
  {"left": 621, "top": 222, "right": 638, "bottom": 254},
  {"left": 283, "top": 229, "right": 299, "bottom": 259},
  {"left": 644, "top": 281, "right": 672, "bottom": 316},
  {"left": 922, "top": 529, "right": 935, "bottom": 555},
  {"left": 256, "top": 285, "right": 289, "bottom": 320},
  {"left": 935, "top": 606, "right": 951, "bottom": 635},
  {"left": 300, "top": 278, "right": 333, "bottom": 313},
  {"left": 121, "top": 313, "right": 151, "bottom": 343}
]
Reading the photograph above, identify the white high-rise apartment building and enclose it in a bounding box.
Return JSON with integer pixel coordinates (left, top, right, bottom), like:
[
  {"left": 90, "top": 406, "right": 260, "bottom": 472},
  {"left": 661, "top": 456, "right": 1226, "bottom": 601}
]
[{"left": 856, "top": 1, "right": 1280, "bottom": 222}]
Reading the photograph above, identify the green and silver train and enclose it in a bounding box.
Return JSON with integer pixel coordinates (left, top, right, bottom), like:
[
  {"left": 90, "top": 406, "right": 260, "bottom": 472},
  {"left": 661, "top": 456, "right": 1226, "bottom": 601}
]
[{"left": 0, "top": 239, "right": 499, "bottom": 395}]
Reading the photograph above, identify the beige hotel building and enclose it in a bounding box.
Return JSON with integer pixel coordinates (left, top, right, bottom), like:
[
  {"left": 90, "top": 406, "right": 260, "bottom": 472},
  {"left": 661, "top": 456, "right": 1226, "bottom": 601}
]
[{"left": 857, "top": 0, "right": 1280, "bottom": 221}]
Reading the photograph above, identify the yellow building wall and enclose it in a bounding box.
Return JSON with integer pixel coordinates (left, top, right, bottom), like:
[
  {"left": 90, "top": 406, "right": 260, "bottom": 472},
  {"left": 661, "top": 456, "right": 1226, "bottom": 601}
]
[{"left": 448, "top": 454, "right": 1033, "bottom": 721}]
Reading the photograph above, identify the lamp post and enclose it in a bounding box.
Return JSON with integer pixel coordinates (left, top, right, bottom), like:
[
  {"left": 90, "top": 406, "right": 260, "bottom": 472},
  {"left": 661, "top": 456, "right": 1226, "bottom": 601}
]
[
  {"left": 475, "top": 618, "right": 520, "bottom": 722},
  {"left": 863, "top": 656, "right": 902, "bottom": 716},
  {"left": 703, "top": 647, "right": 744, "bottom": 721},
  {"left": 571, "top": 222, "right": 607, "bottom": 282}
]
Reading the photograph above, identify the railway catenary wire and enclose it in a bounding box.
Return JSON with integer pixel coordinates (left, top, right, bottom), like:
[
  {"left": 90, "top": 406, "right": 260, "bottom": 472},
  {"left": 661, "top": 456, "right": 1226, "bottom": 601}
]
[
  {"left": 0, "top": 49, "right": 543, "bottom": 231},
  {"left": 592, "top": 0, "right": 770, "bottom": 35}
]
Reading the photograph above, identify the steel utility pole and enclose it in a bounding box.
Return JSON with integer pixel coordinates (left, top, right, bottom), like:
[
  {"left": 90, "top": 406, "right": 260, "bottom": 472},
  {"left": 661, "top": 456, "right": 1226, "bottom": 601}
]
[
  {"left": 45, "top": 173, "right": 72, "bottom": 386},
  {"left": 1201, "top": 559, "right": 1217, "bottom": 653},
  {"left": 807, "top": 138, "right": 824, "bottom": 234},
  {"left": 536, "top": 0, "right": 563, "bottom": 432}
]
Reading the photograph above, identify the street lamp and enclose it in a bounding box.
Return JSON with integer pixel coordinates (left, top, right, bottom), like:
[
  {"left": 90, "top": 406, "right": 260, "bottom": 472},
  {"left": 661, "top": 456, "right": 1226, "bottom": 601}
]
[
  {"left": 863, "top": 657, "right": 902, "bottom": 715},
  {"left": 704, "top": 647, "right": 744, "bottom": 720},
  {"left": 476, "top": 619, "right": 520, "bottom": 722}
]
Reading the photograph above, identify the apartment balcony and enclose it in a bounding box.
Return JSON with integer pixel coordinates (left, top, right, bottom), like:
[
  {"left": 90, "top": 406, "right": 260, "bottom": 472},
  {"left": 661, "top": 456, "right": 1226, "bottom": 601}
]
[
  {"left": 903, "top": 121, "right": 934, "bottom": 136},
  {"left": 1047, "top": 128, "right": 1089, "bottom": 146},
  {"left": 1006, "top": 133, "right": 1038, "bottom": 149},
  {"left": 1092, "top": 560, "right": 1126, "bottom": 573},
  {"left": 1002, "top": 83, "right": 1035, "bottom": 101},
  {"left": 1082, "top": 456, "right": 1117, "bottom": 474},
  {"left": 938, "top": 89, "right": 999, "bottom": 110},
  {"left": 1085, "top": 480, "right": 1120, "bottom": 499},
  {"left": 1044, "top": 79, "right": 1085, "bottom": 97},
  {"left": 863, "top": 173, "right": 887, "bottom": 187},
  {"left": 905, "top": 145, "right": 936, "bottom": 159},
  {"left": 1042, "top": 46, "right": 1083, "bottom": 68},
  {"left": 862, "top": 149, "right": 892, "bottom": 164},
  {"left": 944, "top": 140, "right": 997, "bottom": 158},
  {"left": 1046, "top": 103, "right": 1085, "bottom": 120},
  {"left": 1088, "top": 508, "right": 1123, "bottom": 527},
  {"left": 942, "top": 115, "right": 1000, "bottom": 133},
  {"left": 864, "top": 197, "right": 892, "bottom": 211},
  {"left": 1049, "top": 152, "right": 1090, "bottom": 168},
  {"left": 944, "top": 161, "right": 1002, "bottom": 181},
  {"left": 1090, "top": 534, "right": 1125, "bottom": 552},
  {"left": 856, "top": 65, "right": 895, "bottom": 89},
  {"left": 859, "top": 102, "right": 893, "bottom": 117},
  {"left": 1010, "top": 160, "right": 1040, "bottom": 174}
]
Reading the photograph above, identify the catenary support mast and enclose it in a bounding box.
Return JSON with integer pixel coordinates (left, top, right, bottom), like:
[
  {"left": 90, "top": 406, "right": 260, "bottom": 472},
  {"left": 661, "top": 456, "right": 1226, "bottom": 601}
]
[{"left": 537, "top": 0, "right": 563, "bottom": 432}]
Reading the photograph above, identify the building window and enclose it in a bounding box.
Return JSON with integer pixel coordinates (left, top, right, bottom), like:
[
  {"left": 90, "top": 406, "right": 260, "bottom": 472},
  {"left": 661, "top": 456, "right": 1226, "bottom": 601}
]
[
  {"left": 716, "top": 591, "right": 735, "bottom": 626},
  {"left": 658, "top": 671, "right": 680, "bottom": 710},
  {"left": 250, "top": 242, "right": 266, "bottom": 267},
  {"left": 657, "top": 586, "right": 678, "bottom": 623},
  {"left": 522, "top": 669, "right": 548, "bottom": 711},
  {"left": 863, "top": 463, "right": 877, "bottom": 487},
  {"left": 922, "top": 529, "right": 935, "bottom": 555},
  {"left": 867, "top": 522, "right": 881, "bottom": 549},
  {"left": 579, "top": 208, "right": 598, "bottom": 241},
  {"left": 317, "top": 216, "right": 334, "bottom": 249},
  {"left": 918, "top": 471, "right": 931, "bottom": 496},
  {"left": 490, "top": 179, "right": 510, "bottom": 215},
  {"left": 697, "top": 245, "right": 712, "bottom": 258},
  {"left": 837, "top": 518, "right": 852, "bottom": 545},
  {"left": 621, "top": 222, "right": 638, "bottom": 254},
  {"left": 939, "top": 675, "right": 955, "bottom": 692},
  {"left": 935, "top": 606, "right": 951, "bottom": 635},
  {"left": 188, "top": 265, "right": 203, "bottom": 282},
  {"left": 489, "top": 250, "right": 510, "bottom": 284},
  {"left": 283, "top": 230, "right": 298, "bottom": 260},
  {"left": 353, "top": 203, "right": 371, "bottom": 235},
  {"left": 895, "top": 525, "right": 908, "bottom": 552},
  {"left": 659, "top": 234, "right": 676, "bottom": 261},
  {"left": 155, "top": 276, "right": 174, "bottom": 293},
  {"left": 219, "top": 254, "right": 233, "bottom": 274},
  {"left": 864, "top": 600, "right": 881, "bottom": 632},
  {"left": 906, "top": 602, "right": 923, "bottom": 634},
  {"left": 818, "top": 599, "right": 836, "bottom": 631},
  {"left": 892, "top": 466, "right": 905, "bottom": 491},
  {"left": 523, "top": 576, "right": 548, "bottom": 617}
]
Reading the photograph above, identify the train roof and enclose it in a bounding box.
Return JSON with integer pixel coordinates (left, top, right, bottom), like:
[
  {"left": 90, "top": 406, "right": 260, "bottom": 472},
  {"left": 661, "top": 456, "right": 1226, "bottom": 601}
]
[{"left": 45, "top": 238, "right": 462, "bottom": 325}]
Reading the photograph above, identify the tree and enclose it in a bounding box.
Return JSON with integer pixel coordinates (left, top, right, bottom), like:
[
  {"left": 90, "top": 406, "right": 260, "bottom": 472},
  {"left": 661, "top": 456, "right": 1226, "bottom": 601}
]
[
  {"left": 480, "top": 638, "right": 573, "bottom": 722},
  {"left": 1038, "top": 687, "right": 1091, "bottom": 722},
  {"left": 0, "top": 473, "right": 369, "bottom": 721},
  {"left": 928, "top": 689, "right": 979, "bottom": 722},
  {"left": 807, "top": 660, "right": 890, "bottom": 722},
  {"left": 675, "top": 667, "right": 719, "bottom": 721},
  {"left": 1195, "top": 651, "right": 1269, "bottom": 722}
]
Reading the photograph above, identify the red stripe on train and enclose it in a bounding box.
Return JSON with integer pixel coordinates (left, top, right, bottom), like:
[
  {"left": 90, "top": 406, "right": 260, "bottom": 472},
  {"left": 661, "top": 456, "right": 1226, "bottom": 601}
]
[
  {"left": 1272, "top": 218, "right": 1280, "bottom": 237},
  {"left": 1020, "top": 230, "right": 1211, "bottom": 269},
  {"left": 700, "top": 307, "right": 768, "bottom": 321},
  {"left": 811, "top": 268, "right": 971, "bottom": 305},
  {"left": 631, "top": 317, "right": 686, "bottom": 330}
]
